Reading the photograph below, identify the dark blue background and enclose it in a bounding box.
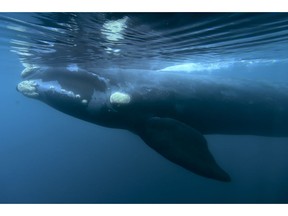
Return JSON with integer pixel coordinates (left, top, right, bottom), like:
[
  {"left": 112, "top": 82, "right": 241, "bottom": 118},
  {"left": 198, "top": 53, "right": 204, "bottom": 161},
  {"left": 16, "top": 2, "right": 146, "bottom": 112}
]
[{"left": 1, "top": 47, "right": 288, "bottom": 203}]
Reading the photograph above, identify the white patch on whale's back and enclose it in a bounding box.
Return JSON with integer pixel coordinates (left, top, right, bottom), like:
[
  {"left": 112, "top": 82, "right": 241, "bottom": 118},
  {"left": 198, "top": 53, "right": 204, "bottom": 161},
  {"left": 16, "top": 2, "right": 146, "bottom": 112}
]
[{"left": 110, "top": 92, "right": 131, "bottom": 104}]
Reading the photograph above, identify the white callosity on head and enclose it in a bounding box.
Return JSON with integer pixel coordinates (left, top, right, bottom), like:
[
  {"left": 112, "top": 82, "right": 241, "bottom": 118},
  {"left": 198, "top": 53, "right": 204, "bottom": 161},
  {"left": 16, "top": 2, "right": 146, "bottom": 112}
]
[
  {"left": 20, "top": 63, "right": 38, "bottom": 78},
  {"left": 110, "top": 92, "right": 131, "bottom": 105},
  {"left": 101, "top": 16, "right": 128, "bottom": 41},
  {"left": 17, "top": 80, "right": 39, "bottom": 98}
]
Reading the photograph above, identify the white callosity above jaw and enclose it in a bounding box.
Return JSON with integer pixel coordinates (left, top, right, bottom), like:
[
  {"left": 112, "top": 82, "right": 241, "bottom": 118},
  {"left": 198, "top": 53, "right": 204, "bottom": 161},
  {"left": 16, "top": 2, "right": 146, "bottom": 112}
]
[
  {"left": 21, "top": 64, "right": 38, "bottom": 78},
  {"left": 110, "top": 92, "right": 131, "bottom": 105},
  {"left": 20, "top": 63, "right": 45, "bottom": 78},
  {"left": 17, "top": 80, "right": 39, "bottom": 98}
]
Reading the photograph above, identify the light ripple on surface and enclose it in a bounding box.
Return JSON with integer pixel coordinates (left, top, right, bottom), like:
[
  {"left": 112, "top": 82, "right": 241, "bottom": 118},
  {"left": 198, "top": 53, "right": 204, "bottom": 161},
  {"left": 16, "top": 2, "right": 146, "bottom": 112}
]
[{"left": 0, "top": 13, "right": 288, "bottom": 72}]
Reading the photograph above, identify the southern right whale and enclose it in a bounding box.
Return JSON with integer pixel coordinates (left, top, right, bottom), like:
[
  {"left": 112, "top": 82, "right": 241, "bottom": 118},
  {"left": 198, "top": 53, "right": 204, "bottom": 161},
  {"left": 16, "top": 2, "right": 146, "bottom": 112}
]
[{"left": 16, "top": 67, "right": 288, "bottom": 182}]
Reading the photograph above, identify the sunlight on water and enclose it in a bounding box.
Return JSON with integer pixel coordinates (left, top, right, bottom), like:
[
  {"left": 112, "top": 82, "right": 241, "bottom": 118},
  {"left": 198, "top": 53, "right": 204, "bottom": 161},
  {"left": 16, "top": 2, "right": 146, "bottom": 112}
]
[
  {"left": 160, "top": 62, "right": 233, "bottom": 72},
  {"left": 0, "top": 13, "right": 288, "bottom": 72},
  {"left": 159, "top": 58, "right": 288, "bottom": 73}
]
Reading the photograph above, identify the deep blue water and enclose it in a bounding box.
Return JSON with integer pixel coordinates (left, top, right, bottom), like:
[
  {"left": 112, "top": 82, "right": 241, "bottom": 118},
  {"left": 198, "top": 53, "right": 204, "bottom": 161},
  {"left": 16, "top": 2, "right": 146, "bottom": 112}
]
[{"left": 1, "top": 13, "right": 288, "bottom": 203}]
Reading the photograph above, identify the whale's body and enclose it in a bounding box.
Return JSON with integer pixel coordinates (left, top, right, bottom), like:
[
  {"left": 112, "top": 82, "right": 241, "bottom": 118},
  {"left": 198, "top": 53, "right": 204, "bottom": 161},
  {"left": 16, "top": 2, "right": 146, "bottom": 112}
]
[{"left": 17, "top": 68, "right": 288, "bottom": 182}]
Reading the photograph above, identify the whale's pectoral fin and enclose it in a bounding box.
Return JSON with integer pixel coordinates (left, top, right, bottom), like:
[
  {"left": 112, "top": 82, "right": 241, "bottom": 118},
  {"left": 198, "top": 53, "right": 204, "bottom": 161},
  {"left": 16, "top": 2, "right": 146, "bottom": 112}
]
[{"left": 138, "top": 117, "right": 231, "bottom": 182}]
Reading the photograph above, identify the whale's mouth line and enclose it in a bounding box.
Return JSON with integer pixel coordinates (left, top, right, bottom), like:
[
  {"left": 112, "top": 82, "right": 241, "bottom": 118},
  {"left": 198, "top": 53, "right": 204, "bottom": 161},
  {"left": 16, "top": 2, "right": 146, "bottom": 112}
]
[{"left": 17, "top": 79, "right": 90, "bottom": 106}]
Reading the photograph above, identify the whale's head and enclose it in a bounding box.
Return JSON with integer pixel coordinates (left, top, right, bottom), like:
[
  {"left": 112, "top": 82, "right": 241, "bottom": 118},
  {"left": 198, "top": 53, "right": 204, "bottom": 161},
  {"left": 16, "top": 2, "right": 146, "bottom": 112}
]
[{"left": 17, "top": 67, "right": 109, "bottom": 123}]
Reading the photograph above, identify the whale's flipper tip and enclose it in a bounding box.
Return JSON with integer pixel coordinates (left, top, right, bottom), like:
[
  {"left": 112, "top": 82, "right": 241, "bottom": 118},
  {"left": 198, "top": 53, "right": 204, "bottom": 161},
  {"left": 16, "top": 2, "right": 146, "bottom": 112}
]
[{"left": 138, "top": 117, "right": 231, "bottom": 182}]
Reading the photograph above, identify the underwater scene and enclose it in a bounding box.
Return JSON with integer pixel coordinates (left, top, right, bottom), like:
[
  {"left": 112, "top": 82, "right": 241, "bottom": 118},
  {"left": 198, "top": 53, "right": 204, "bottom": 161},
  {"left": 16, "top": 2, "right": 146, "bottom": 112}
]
[{"left": 1, "top": 13, "right": 288, "bottom": 203}]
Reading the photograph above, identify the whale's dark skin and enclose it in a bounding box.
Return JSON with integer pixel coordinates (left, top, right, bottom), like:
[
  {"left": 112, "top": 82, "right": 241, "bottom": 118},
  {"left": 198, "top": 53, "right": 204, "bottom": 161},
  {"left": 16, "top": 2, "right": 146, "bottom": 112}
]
[{"left": 17, "top": 68, "right": 288, "bottom": 182}]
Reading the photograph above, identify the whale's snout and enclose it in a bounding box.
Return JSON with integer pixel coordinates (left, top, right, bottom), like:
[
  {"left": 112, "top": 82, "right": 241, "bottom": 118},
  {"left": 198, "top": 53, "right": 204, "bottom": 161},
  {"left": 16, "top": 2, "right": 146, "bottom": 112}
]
[{"left": 17, "top": 80, "right": 39, "bottom": 98}]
